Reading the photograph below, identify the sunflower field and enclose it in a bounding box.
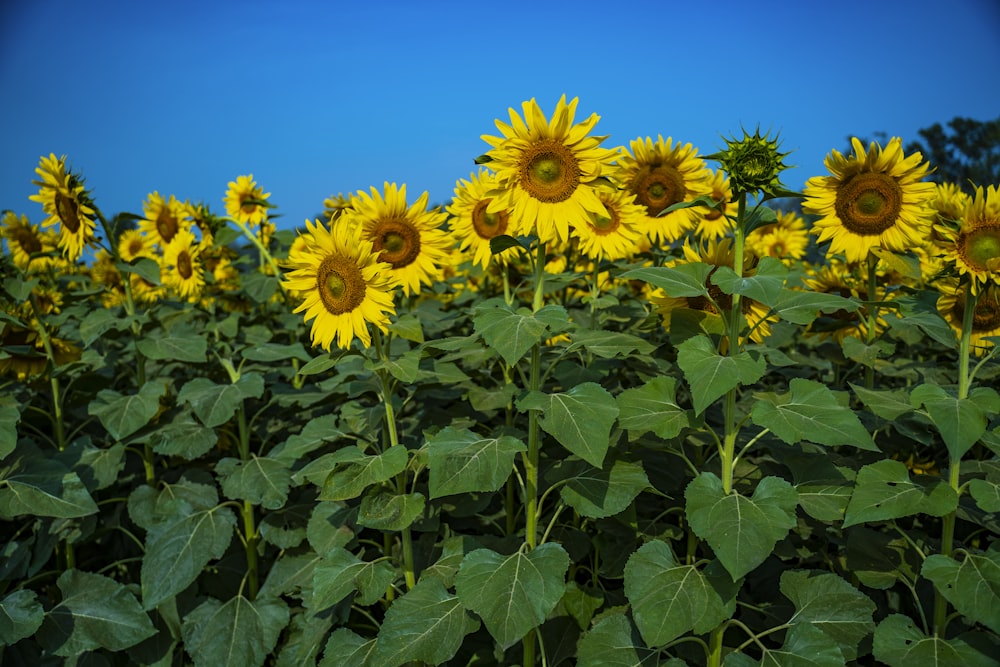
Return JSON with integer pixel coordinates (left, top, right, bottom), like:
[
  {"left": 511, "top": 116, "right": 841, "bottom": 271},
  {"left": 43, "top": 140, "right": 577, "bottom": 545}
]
[{"left": 2, "top": 96, "right": 999, "bottom": 667}]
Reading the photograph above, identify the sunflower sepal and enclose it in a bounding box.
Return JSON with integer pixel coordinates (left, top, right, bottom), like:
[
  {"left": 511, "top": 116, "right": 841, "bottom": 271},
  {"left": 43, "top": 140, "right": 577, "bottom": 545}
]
[{"left": 474, "top": 153, "right": 493, "bottom": 165}]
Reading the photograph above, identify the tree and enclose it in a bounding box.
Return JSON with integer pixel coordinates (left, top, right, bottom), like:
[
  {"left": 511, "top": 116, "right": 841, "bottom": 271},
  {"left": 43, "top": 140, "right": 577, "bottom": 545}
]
[{"left": 905, "top": 116, "right": 1000, "bottom": 191}]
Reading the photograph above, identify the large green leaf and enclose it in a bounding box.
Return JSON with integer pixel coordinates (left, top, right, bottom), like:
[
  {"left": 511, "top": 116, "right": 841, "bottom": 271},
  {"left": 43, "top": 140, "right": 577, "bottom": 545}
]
[
  {"left": 371, "top": 578, "right": 479, "bottom": 666},
  {"left": 0, "top": 589, "right": 43, "bottom": 645},
  {"left": 850, "top": 384, "right": 914, "bottom": 421},
  {"left": 307, "top": 502, "right": 356, "bottom": 556},
  {"left": 268, "top": 414, "right": 344, "bottom": 465},
  {"left": 147, "top": 416, "right": 218, "bottom": 460},
  {"left": 473, "top": 303, "right": 548, "bottom": 365},
  {"left": 320, "top": 446, "right": 408, "bottom": 501},
  {"left": 427, "top": 426, "right": 525, "bottom": 498},
  {"left": 319, "top": 628, "right": 377, "bottom": 667},
  {"left": 710, "top": 257, "right": 787, "bottom": 306},
  {"left": 616, "top": 376, "right": 692, "bottom": 440},
  {"left": 182, "top": 595, "right": 289, "bottom": 667},
  {"left": 686, "top": 473, "right": 798, "bottom": 580},
  {"left": 624, "top": 540, "right": 732, "bottom": 647},
  {"left": 576, "top": 612, "right": 659, "bottom": 667},
  {"left": 620, "top": 263, "right": 713, "bottom": 297},
  {"left": 0, "top": 445, "right": 97, "bottom": 519},
  {"left": 241, "top": 341, "right": 312, "bottom": 362},
  {"left": 843, "top": 459, "right": 958, "bottom": 528},
  {"left": 516, "top": 382, "right": 619, "bottom": 468},
  {"left": 969, "top": 478, "right": 1000, "bottom": 512},
  {"left": 548, "top": 458, "right": 650, "bottom": 519},
  {"left": 566, "top": 329, "right": 655, "bottom": 359},
  {"left": 356, "top": 489, "right": 425, "bottom": 531},
  {"left": 136, "top": 333, "right": 208, "bottom": 363},
  {"left": 873, "top": 614, "right": 998, "bottom": 667},
  {"left": 910, "top": 384, "right": 999, "bottom": 460},
  {"left": 176, "top": 373, "right": 265, "bottom": 428},
  {"left": 770, "top": 289, "right": 858, "bottom": 326},
  {"left": 751, "top": 378, "right": 876, "bottom": 450},
  {"left": 0, "top": 399, "right": 19, "bottom": 460},
  {"left": 780, "top": 570, "right": 876, "bottom": 660},
  {"left": 455, "top": 544, "right": 570, "bottom": 649},
  {"left": 216, "top": 455, "right": 292, "bottom": 510},
  {"left": 313, "top": 547, "right": 396, "bottom": 611},
  {"left": 88, "top": 380, "right": 166, "bottom": 441},
  {"left": 141, "top": 503, "right": 237, "bottom": 609},
  {"left": 676, "top": 335, "right": 766, "bottom": 415},
  {"left": 37, "top": 569, "right": 155, "bottom": 657},
  {"left": 740, "top": 624, "right": 847, "bottom": 667},
  {"left": 922, "top": 550, "right": 1000, "bottom": 634}
]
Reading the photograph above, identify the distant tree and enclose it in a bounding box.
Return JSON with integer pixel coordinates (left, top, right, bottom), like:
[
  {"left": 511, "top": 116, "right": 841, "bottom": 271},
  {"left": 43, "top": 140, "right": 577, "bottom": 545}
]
[{"left": 904, "top": 116, "right": 1000, "bottom": 191}]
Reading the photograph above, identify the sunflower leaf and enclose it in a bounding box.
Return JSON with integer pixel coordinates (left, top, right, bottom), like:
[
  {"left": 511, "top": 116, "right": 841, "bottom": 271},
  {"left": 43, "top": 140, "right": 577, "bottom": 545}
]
[
  {"left": 620, "top": 263, "right": 713, "bottom": 298},
  {"left": 750, "top": 378, "right": 876, "bottom": 450},
  {"left": 616, "top": 375, "right": 692, "bottom": 440},
  {"left": 116, "top": 257, "right": 161, "bottom": 285},
  {"left": 88, "top": 380, "right": 166, "bottom": 441},
  {"left": 842, "top": 459, "right": 958, "bottom": 528},
  {"left": 910, "top": 383, "right": 994, "bottom": 460},
  {"left": 710, "top": 256, "right": 787, "bottom": 306},
  {"left": 548, "top": 457, "right": 650, "bottom": 519},
  {"left": 576, "top": 613, "right": 659, "bottom": 667},
  {"left": 873, "top": 614, "right": 999, "bottom": 667},
  {"left": 181, "top": 595, "right": 289, "bottom": 667},
  {"left": 771, "top": 289, "right": 859, "bottom": 326},
  {"left": 136, "top": 333, "right": 208, "bottom": 363},
  {"left": 426, "top": 426, "right": 525, "bottom": 499},
  {"left": 921, "top": 550, "right": 1000, "bottom": 634},
  {"left": 516, "top": 382, "right": 619, "bottom": 468},
  {"left": 473, "top": 303, "right": 549, "bottom": 365},
  {"left": 676, "top": 335, "right": 766, "bottom": 415}
]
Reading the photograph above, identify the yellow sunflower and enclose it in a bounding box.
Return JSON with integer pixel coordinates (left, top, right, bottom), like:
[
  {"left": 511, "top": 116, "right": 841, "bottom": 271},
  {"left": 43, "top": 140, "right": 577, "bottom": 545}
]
[
  {"left": 692, "top": 170, "right": 736, "bottom": 241},
  {"left": 746, "top": 210, "right": 810, "bottom": 264},
  {"left": 571, "top": 185, "right": 647, "bottom": 261},
  {"left": 480, "top": 95, "right": 619, "bottom": 244},
  {"left": 936, "top": 278, "right": 1000, "bottom": 356},
  {"left": 89, "top": 250, "right": 127, "bottom": 308},
  {"left": 162, "top": 228, "right": 205, "bottom": 301},
  {"left": 138, "top": 192, "right": 190, "bottom": 248},
  {"left": 344, "top": 182, "right": 451, "bottom": 297},
  {"left": 936, "top": 185, "right": 1000, "bottom": 293},
  {"left": 1, "top": 212, "right": 59, "bottom": 272},
  {"left": 118, "top": 229, "right": 155, "bottom": 263},
  {"left": 447, "top": 169, "right": 519, "bottom": 269},
  {"left": 804, "top": 137, "right": 935, "bottom": 264},
  {"left": 800, "top": 260, "right": 889, "bottom": 344},
  {"left": 323, "top": 193, "right": 355, "bottom": 223},
  {"left": 28, "top": 153, "right": 97, "bottom": 261},
  {"left": 224, "top": 174, "right": 271, "bottom": 227},
  {"left": 0, "top": 324, "right": 81, "bottom": 381},
  {"left": 282, "top": 218, "right": 398, "bottom": 350},
  {"left": 615, "top": 135, "right": 713, "bottom": 246}
]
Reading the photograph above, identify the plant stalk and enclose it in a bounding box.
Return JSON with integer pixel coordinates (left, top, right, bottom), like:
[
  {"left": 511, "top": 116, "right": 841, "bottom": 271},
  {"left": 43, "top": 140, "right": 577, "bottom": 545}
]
[{"left": 720, "top": 193, "right": 747, "bottom": 496}]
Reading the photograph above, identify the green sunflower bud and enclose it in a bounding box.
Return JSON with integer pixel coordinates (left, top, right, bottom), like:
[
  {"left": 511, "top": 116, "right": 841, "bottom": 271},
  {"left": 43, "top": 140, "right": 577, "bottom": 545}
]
[{"left": 707, "top": 127, "right": 793, "bottom": 200}]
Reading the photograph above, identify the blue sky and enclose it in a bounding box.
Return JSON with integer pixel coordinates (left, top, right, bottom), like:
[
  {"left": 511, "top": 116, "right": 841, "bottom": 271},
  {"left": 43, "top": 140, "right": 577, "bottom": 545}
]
[{"left": 2, "top": 0, "right": 999, "bottom": 232}]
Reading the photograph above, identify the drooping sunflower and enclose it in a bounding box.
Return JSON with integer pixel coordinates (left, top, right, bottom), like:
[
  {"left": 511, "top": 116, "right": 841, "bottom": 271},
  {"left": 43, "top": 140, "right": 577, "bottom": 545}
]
[
  {"left": 936, "top": 185, "right": 1000, "bottom": 293},
  {"left": 0, "top": 324, "right": 81, "bottom": 381},
  {"left": 692, "top": 170, "right": 736, "bottom": 241},
  {"left": 746, "top": 210, "right": 810, "bottom": 264},
  {"left": 615, "top": 135, "right": 713, "bottom": 246},
  {"left": 224, "top": 174, "right": 271, "bottom": 227},
  {"left": 571, "top": 185, "right": 647, "bottom": 262},
  {"left": 1, "top": 212, "right": 59, "bottom": 272},
  {"left": 138, "top": 192, "right": 190, "bottom": 248},
  {"left": 804, "top": 137, "right": 935, "bottom": 264},
  {"left": 936, "top": 278, "right": 1000, "bottom": 356},
  {"left": 345, "top": 182, "right": 451, "bottom": 297},
  {"left": 480, "top": 95, "right": 619, "bottom": 244},
  {"left": 28, "top": 153, "right": 97, "bottom": 261},
  {"left": 282, "top": 218, "right": 398, "bottom": 350},
  {"left": 447, "top": 169, "right": 519, "bottom": 270},
  {"left": 162, "top": 228, "right": 205, "bottom": 301}
]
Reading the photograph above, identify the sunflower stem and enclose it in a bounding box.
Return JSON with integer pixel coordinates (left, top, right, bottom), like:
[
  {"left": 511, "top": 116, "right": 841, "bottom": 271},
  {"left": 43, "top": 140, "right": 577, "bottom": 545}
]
[
  {"left": 720, "top": 193, "right": 747, "bottom": 496},
  {"left": 864, "top": 251, "right": 880, "bottom": 390},
  {"left": 933, "top": 282, "right": 977, "bottom": 636},
  {"left": 230, "top": 217, "right": 288, "bottom": 299},
  {"left": 236, "top": 405, "right": 259, "bottom": 601},
  {"left": 28, "top": 293, "right": 67, "bottom": 452}
]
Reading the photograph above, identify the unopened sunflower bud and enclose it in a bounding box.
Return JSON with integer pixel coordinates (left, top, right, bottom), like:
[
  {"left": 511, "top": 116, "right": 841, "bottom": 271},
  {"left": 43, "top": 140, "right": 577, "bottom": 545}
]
[{"left": 707, "top": 127, "right": 792, "bottom": 199}]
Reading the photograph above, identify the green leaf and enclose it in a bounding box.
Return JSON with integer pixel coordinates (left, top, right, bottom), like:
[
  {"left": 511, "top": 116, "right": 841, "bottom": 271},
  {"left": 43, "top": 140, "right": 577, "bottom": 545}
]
[
  {"left": 313, "top": 547, "right": 396, "bottom": 610},
  {"left": 873, "top": 614, "right": 998, "bottom": 667},
  {"left": 387, "top": 312, "right": 424, "bottom": 343},
  {"left": 320, "top": 445, "right": 408, "bottom": 501},
  {"left": 686, "top": 473, "right": 798, "bottom": 580},
  {"left": 489, "top": 234, "right": 527, "bottom": 254},
  {"left": 843, "top": 459, "right": 959, "bottom": 528},
  {"left": 710, "top": 256, "right": 787, "bottom": 306},
  {"left": 750, "top": 623, "right": 846, "bottom": 667},
  {"left": 624, "top": 540, "right": 732, "bottom": 647},
  {"left": 676, "top": 336, "right": 766, "bottom": 415},
  {"left": 850, "top": 384, "right": 914, "bottom": 421},
  {"left": 426, "top": 426, "right": 525, "bottom": 498},
  {"left": 750, "top": 378, "right": 876, "bottom": 450},
  {"left": 296, "top": 353, "right": 341, "bottom": 376},
  {"left": 616, "top": 376, "right": 692, "bottom": 440},
  {"left": 0, "top": 446, "right": 98, "bottom": 519},
  {"left": 88, "top": 380, "right": 166, "bottom": 440},
  {"left": 0, "top": 399, "right": 20, "bottom": 460},
  {"left": 473, "top": 302, "right": 549, "bottom": 365},
  {"left": 269, "top": 414, "right": 345, "bottom": 464},
  {"left": 620, "top": 263, "right": 713, "bottom": 298},
  {"left": 549, "top": 458, "right": 650, "bottom": 519},
  {"left": 840, "top": 336, "right": 895, "bottom": 367},
  {"left": 136, "top": 334, "right": 208, "bottom": 362},
  {"left": 182, "top": 595, "right": 289, "bottom": 667},
  {"left": 117, "top": 257, "right": 161, "bottom": 284},
  {"left": 320, "top": 628, "right": 377, "bottom": 667},
  {"left": 780, "top": 570, "right": 876, "bottom": 661},
  {"left": 79, "top": 308, "right": 132, "bottom": 345},
  {"left": 771, "top": 289, "right": 858, "bottom": 326},
  {"left": 356, "top": 489, "right": 425, "bottom": 531},
  {"left": 795, "top": 477, "right": 853, "bottom": 522},
  {"left": 216, "top": 455, "right": 292, "bottom": 510},
  {"left": 242, "top": 341, "right": 312, "bottom": 362},
  {"left": 37, "top": 569, "right": 155, "bottom": 657},
  {"left": 141, "top": 504, "right": 237, "bottom": 609},
  {"left": 307, "top": 501, "right": 355, "bottom": 555},
  {"left": 148, "top": 416, "right": 218, "bottom": 460},
  {"left": 516, "top": 382, "right": 619, "bottom": 468},
  {"left": 243, "top": 272, "right": 280, "bottom": 303},
  {"left": 922, "top": 551, "right": 1000, "bottom": 634},
  {"left": 911, "top": 383, "right": 996, "bottom": 460},
  {"left": 566, "top": 329, "right": 655, "bottom": 359},
  {"left": 969, "top": 479, "right": 1000, "bottom": 512},
  {"left": 0, "top": 589, "right": 44, "bottom": 645},
  {"left": 371, "top": 578, "right": 479, "bottom": 666},
  {"left": 577, "top": 612, "right": 659, "bottom": 667},
  {"left": 177, "top": 374, "right": 265, "bottom": 428},
  {"left": 455, "top": 544, "right": 570, "bottom": 650}
]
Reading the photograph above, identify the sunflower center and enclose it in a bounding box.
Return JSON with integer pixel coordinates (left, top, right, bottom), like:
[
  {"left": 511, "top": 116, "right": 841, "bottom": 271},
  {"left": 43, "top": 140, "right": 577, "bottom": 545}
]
[
  {"left": 973, "top": 295, "right": 1000, "bottom": 331},
  {"left": 156, "top": 209, "right": 178, "bottom": 243},
  {"left": 317, "top": 254, "right": 366, "bottom": 315},
  {"left": 633, "top": 165, "right": 685, "bottom": 217},
  {"left": 15, "top": 228, "right": 42, "bottom": 254},
  {"left": 472, "top": 199, "right": 509, "bottom": 239},
  {"left": 373, "top": 219, "right": 421, "bottom": 269},
  {"left": 519, "top": 140, "right": 581, "bottom": 203},
  {"left": 590, "top": 204, "right": 620, "bottom": 236},
  {"left": 54, "top": 193, "right": 81, "bottom": 233},
  {"left": 177, "top": 250, "right": 193, "bottom": 280},
  {"left": 961, "top": 226, "right": 1000, "bottom": 270},
  {"left": 834, "top": 172, "right": 903, "bottom": 235}
]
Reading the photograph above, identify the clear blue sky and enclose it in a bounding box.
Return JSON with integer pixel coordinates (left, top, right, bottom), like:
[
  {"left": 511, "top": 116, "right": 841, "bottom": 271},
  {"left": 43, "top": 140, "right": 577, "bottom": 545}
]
[{"left": 2, "top": 0, "right": 999, "bottom": 232}]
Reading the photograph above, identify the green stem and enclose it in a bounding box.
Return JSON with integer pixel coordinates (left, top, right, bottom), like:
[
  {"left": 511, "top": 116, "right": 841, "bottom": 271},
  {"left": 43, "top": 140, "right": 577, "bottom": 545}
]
[
  {"left": 237, "top": 406, "right": 259, "bottom": 600},
  {"left": 720, "top": 193, "right": 747, "bottom": 496},
  {"left": 707, "top": 622, "right": 725, "bottom": 667},
  {"left": 864, "top": 251, "right": 879, "bottom": 390}
]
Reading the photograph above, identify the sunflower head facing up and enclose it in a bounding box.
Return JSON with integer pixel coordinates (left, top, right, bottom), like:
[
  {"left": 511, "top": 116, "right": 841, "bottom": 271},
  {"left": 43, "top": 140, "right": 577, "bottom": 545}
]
[
  {"left": 447, "top": 169, "right": 519, "bottom": 270},
  {"left": 224, "top": 174, "right": 271, "bottom": 227},
  {"left": 937, "top": 185, "right": 1000, "bottom": 294},
  {"left": 480, "top": 95, "right": 619, "bottom": 245},
  {"left": 615, "top": 135, "right": 713, "bottom": 247},
  {"left": 28, "top": 153, "right": 97, "bottom": 261},
  {"left": 804, "top": 137, "right": 935, "bottom": 264},
  {"left": 282, "top": 218, "right": 398, "bottom": 351}
]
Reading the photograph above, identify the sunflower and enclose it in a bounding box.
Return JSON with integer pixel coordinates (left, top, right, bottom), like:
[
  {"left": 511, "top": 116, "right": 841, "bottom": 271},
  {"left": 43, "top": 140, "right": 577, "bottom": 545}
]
[
  {"left": 447, "top": 169, "right": 520, "bottom": 269},
  {"left": 804, "top": 137, "right": 935, "bottom": 264},
  {"left": 800, "top": 260, "right": 889, "bottom": 344},
  {"left": 224, "top": 174, "right": 271, "bottom": 227},
  {"left": 323, "top": 193, "right": 355, "bottom": 223},
  {"left": 936, "top": 185, "right": 1000, "bottom": 293},
  {"left": 118, "top": 229, "right": 154, "bottom": 263},
  {"left": 28, "top": 153, "right": 97, "bottom": 261},
  {"left": 88, "top": 250, "right": 127, "bottom": 308},
  {"left": 692, "top": 170, "right": 736, "bottom": 241},
  {"left": 1, "top": 212, "right": 59, "bottom": 272},
  {"left": 615, "top": 135, "right": 713, "bottom": 246},
  {"left": 344, "top": 182, "right": 451, "bottom": 297},
  {"left": 746, "top": 210, "right": 810, "bottom": 264},
  {"left": 571, "top": 185, "right": 647, "bottom": 261},
  {"left": 283, "top": 218, "right": 398, "bottom": 350},
  {"left": 138, "top": 192, "right": 190, "bottom": 248},
  {"left": 0, "top": 324, "right": 81, "bottom": 381},
  {"left": 162, "top": 228, "right": 205, "bottom": 301},
  {"left": 480, "top": 95, "right": 619, "bottom": 244},
  {"left": 936, "top": 278, "right": 1000, "bottom": 356}
]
